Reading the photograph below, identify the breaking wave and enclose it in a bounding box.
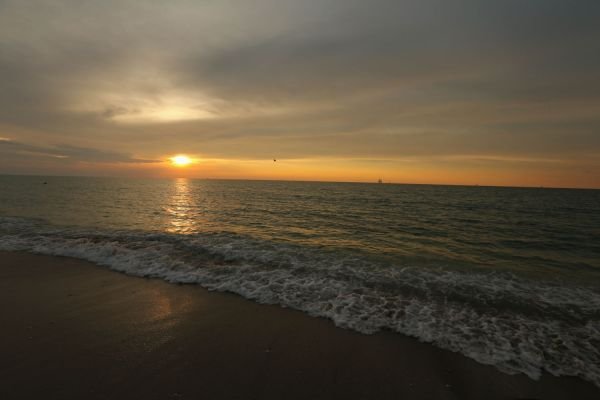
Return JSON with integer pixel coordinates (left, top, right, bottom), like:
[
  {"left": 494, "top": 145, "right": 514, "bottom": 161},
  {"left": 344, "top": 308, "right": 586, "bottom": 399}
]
[{"left": 1, "top": 216, "right": 599, "bottom": 387}]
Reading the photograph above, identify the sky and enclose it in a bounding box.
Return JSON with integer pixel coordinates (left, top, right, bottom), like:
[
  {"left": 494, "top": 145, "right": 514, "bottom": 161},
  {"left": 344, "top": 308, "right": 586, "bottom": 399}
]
[{"left": 0, "top": 0, "right": 599, "bottom": 188}]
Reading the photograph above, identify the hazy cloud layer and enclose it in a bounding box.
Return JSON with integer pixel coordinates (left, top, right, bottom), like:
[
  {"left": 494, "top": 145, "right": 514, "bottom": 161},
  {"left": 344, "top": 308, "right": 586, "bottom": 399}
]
[
  {"left": 0, "top": 139, "right": 158, "bottom": 163},
  {"left": 0, "top": 0, "right": 599, "bottom": 186}
]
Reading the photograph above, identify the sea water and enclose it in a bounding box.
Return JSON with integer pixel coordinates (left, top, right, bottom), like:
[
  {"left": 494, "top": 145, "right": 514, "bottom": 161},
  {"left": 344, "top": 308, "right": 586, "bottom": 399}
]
[{"left": 0, "top": 175, "right": 599, "bottom": 386}]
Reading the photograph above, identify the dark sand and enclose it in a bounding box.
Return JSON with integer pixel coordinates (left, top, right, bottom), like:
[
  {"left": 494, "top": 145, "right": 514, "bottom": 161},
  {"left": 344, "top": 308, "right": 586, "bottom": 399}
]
[{"left": 1, "top": 251, "right": 598, "bottom": 400}]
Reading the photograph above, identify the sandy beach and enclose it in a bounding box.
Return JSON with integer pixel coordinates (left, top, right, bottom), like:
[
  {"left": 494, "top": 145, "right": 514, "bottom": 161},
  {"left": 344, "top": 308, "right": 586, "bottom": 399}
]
[{"left": 0, "top": 251, "right": 597, "bottom": 400}]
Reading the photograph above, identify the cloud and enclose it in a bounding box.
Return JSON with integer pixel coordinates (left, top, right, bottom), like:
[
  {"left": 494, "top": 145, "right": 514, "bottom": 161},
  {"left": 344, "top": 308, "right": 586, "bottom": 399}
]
[
  {"left": 0, "top": 0, "right": 598, "bottom": 185},
  {"left": 0, "top": 139, "right": 159, "bottom": 164}
]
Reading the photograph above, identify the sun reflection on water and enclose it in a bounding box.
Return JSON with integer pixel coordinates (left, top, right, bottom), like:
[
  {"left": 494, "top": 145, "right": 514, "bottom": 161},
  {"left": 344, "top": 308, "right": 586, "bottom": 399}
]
[{"left": 165, "top": 178, "right": 195, "bottom": 234}]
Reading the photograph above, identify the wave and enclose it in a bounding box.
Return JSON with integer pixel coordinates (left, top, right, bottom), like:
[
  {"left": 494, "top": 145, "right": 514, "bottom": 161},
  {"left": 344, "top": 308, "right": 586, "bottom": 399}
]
[{"left": 1, "top": 216, "right": 599, "bottom": 387}]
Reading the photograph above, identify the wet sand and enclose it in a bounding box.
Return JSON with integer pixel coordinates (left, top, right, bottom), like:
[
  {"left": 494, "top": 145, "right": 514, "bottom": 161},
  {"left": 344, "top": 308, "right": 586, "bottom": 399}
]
[{"left": 0, "top": 251, "right": 598, "bottom": 399}]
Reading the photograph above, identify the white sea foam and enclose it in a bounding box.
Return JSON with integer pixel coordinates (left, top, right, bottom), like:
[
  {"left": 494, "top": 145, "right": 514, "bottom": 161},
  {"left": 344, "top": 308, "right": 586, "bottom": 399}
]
[{"left": 1, "top": 216, "right": 599, "bottom": 388}]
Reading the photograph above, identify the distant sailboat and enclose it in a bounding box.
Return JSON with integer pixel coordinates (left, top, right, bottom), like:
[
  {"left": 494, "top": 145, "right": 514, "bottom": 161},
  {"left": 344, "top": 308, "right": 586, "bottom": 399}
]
[{"left": 378, "top": 178, "right": 383, "bottom": 184}]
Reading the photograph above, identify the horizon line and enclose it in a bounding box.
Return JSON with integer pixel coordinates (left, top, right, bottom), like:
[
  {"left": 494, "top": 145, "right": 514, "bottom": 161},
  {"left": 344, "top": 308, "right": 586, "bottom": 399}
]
[{"left": 0, "top": 172, "right": 598, "bottom": 191}]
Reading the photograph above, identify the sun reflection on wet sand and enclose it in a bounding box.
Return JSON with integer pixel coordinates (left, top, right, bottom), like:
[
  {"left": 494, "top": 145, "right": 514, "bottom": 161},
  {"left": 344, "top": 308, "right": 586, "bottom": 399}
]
[
  {"left": 165, "top": 178, "right": 195, "bottom": 234},
  {"left": 135, "top": 285, "right": 195, "bottom": 353},
  {"left": 146, "top": 286, "right": 193, "bottom": 323}
]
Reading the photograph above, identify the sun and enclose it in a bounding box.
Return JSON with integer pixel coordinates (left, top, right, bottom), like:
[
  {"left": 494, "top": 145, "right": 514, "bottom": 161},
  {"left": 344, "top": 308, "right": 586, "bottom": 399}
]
[{"left": 170, "top": 155, "right": 192, "bottom": 167}]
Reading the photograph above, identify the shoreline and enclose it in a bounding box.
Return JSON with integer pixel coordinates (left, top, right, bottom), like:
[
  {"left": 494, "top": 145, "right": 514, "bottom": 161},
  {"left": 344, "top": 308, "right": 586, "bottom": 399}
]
[{"left": 1, "top": 250, "right": 598, "bottom": 399}]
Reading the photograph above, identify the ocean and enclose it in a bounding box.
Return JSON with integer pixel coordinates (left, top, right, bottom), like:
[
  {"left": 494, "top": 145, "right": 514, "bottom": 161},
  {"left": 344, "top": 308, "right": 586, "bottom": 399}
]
[{"left": 1, "top": 175, "right": 599, "bottom": 387}]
